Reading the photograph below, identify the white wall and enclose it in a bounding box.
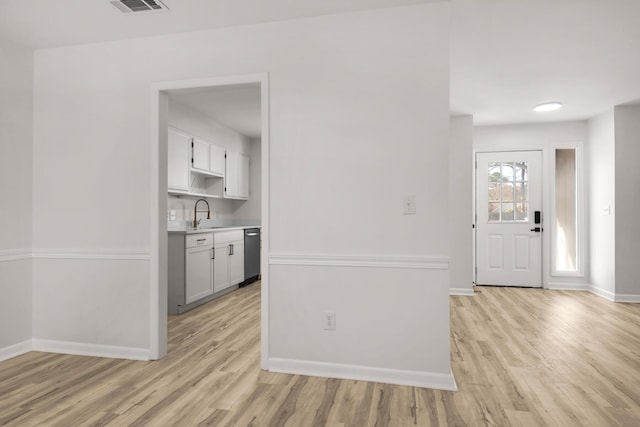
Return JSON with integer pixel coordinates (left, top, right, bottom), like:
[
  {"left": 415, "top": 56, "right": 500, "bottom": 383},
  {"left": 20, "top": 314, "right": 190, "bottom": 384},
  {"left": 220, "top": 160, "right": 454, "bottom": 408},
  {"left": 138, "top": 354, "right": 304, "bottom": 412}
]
[
  {"left": 449, "top": 116, "right": 473, "bottom": 295},
  {"left": 0, "top": 39, "right": 33, "bottom": 358},
  {"left": 613, "top": 105, "right": 640, "bottom": 298},
  {"left": 167, "top": 100, "right": 254, "bottom": 224},
  {"left": 32, "top": 4, "right": 454, "bottom": 388},
  {"left": 587, "top": 111, "right": 616, "bottom": 297},
  {"left": 473, "top": 121, "right": 589, "bottom": 288}
]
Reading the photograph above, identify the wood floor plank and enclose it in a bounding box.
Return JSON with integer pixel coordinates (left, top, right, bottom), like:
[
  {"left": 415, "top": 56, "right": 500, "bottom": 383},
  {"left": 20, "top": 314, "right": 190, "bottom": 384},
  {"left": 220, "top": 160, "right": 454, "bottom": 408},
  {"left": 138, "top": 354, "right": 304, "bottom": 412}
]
[{"left": 1, "top": 283, "right": 639, "bottom": 426}]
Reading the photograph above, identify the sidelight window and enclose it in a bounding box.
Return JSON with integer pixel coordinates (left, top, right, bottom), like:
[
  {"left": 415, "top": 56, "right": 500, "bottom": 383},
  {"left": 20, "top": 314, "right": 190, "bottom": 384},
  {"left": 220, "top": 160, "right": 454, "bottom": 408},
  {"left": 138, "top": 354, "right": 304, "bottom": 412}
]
[{"left": 554, "top": 148, "right": 578, "bottom": 272}]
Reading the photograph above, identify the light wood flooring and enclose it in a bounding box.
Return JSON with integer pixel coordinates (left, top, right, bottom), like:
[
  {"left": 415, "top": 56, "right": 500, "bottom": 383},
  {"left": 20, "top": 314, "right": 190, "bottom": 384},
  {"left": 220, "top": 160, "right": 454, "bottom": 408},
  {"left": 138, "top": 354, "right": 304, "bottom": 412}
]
[{"left": 1, "top": 282, "right": 639, "bottom": 426}]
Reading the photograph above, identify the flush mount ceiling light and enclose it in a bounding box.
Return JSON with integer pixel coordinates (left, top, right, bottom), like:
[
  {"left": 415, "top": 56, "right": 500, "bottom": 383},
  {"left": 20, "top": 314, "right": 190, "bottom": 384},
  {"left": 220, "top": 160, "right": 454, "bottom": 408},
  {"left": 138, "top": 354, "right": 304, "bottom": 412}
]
[{"left": 533, "top": 102, "right": 563, "bottom": 112}]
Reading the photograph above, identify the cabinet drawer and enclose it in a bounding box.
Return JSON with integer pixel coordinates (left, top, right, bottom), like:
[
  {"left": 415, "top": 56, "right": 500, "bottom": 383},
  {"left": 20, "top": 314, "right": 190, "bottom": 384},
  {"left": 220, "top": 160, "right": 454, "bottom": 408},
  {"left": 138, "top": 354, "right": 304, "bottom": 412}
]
[
  {"left": 186, "top": 233, "right": 213, "bottom": 248},
  {"left": 214, "top": 230, "right": 244, "bottom": 244}
]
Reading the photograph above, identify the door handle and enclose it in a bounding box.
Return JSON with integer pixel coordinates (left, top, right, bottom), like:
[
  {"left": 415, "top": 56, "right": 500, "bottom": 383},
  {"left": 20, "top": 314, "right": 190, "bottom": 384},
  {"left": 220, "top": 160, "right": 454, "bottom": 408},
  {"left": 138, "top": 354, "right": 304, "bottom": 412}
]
[{"left": 530, "top": 227, "right": 543, "bottom": 232}]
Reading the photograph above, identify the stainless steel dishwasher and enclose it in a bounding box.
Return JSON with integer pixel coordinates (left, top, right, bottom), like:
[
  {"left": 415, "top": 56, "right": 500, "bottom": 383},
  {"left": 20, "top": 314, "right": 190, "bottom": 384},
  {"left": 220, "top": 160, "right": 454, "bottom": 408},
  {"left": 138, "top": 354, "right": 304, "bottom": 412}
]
[{"left": 241, "top": 228, "right": 261, "bottom": 286}]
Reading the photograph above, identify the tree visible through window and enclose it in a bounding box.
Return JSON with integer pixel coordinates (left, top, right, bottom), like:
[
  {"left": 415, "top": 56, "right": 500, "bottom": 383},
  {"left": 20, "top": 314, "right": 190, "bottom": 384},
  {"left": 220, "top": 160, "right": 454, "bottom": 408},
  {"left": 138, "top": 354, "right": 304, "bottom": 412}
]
[{"left": 488, "top": 161, "right": 529, "bottom": 222}]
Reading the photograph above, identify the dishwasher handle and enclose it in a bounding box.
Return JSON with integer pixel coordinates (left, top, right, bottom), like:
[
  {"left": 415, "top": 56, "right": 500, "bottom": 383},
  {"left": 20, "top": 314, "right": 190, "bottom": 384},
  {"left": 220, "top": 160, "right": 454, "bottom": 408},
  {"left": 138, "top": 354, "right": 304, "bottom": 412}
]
[{"left": 245, "top": 232, "right": 259, "bottom": 237}]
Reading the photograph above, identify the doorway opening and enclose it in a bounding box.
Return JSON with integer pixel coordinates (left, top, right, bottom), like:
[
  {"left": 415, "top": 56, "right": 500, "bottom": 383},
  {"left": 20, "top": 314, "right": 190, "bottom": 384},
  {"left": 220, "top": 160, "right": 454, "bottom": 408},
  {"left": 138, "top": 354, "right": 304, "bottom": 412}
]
[{"left": 150, "top": 74, "right": 269, "bottom": 368}]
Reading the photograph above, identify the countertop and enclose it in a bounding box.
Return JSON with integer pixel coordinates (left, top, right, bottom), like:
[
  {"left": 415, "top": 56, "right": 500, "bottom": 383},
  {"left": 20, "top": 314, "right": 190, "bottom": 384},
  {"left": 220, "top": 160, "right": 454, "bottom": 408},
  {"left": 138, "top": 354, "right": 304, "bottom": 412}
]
[{"left": 168, "top": 225, "right": 261, "bottom": 235}]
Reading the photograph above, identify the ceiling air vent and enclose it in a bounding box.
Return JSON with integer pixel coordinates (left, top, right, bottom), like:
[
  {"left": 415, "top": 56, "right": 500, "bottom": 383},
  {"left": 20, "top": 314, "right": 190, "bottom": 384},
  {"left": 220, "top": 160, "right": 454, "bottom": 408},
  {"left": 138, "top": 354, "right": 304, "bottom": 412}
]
[{"left": 108, "top": 0, "right": 169, "bottom": 14}]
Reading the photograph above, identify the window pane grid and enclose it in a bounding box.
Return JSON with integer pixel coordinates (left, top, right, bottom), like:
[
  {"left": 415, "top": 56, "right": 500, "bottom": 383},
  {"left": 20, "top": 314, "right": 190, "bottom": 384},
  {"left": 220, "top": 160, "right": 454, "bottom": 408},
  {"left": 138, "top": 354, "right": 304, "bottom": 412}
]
[{"left": 488, "top": 161, "right": 529, "bottom": 223}]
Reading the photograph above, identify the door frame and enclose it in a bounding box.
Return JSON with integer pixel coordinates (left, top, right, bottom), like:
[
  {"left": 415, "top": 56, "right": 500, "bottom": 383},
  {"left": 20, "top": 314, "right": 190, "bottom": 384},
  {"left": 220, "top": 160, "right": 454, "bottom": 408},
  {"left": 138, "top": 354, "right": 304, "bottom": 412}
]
[
  {"left": 149, "top": 73, "right": 270, "bottom": 369},
  {"left": 473, "top": 148, "right": 547, "bottom": 288}
]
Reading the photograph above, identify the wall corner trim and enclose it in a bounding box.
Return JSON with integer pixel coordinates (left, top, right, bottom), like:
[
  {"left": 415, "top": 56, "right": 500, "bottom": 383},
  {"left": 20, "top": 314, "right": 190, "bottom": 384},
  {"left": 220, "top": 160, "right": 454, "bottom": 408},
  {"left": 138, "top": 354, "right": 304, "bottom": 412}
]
[
  {"left": 31, "top": 339, "right": 150, "bottom": 361},
  {"left": 588, "top": 285, "right": 616, "bottom": 302},
  {"left": 613, "top": 293, "right": 640, "bottom": 303},
  {"left": 268, "top": 358, "right": 457, "bottom": 391},
  {"left": 0, "top": 249, "right": 32, "bottom": 262},
  {"left": 0, "top": 340, "right": 33, "bottom": 362},
  {"left": 269, "top": 254, "right": 449, "bottom": 270}
]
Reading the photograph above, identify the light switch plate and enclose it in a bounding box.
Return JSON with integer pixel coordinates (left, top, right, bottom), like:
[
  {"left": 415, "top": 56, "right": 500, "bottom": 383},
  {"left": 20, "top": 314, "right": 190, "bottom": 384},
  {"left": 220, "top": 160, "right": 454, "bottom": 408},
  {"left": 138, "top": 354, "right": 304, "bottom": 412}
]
[{"left": 403, "top": 195, "right": 417, "bottom": 215}]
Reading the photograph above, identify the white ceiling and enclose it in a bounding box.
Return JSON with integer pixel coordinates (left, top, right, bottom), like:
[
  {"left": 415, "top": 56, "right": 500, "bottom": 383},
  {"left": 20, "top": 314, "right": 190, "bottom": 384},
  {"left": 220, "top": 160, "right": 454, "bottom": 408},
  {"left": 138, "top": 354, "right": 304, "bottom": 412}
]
[
  {"left": 1, "top": 0, "right": 639, "bottom": 126},
  {"left": 169, "top": 84, "right": 262, "bottom": 139},
  {"left": 451, "top": 0, "right": 640, "bottom": 125}
]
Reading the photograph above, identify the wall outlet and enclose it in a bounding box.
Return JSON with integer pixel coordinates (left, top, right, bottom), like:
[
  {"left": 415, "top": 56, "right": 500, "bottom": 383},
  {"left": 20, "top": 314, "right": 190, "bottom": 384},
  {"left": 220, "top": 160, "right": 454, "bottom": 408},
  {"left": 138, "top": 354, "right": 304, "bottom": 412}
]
[
  {"left": 403, "top": 195, "right": 417, "bottom": 215},
  {"left": 323, "top": 311, "right": 336, "bottom": 330},
  {"left": 168, "top": 210, "right": 177, "bottom": 221}
]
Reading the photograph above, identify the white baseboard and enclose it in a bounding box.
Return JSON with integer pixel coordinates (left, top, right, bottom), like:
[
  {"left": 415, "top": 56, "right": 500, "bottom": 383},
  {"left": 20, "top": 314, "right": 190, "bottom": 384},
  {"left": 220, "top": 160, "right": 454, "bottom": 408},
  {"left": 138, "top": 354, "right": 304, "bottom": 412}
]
[
  {"left": 269, "top": 358, "right": 457, "bottom": 391},
  {"left": 0, "top": 340, "right": 33, "bottom": 362},
  {"left": 450, "top": 287, "right": 474, "bottom": 296},
  {"left": 588, "top": 286, "right": 616, "bottom": 302},
  {"left": 32, "top": 339, "right": 150, "bottom": 361},
  {"left": 546, "top": 282, "right": 589, "bottom": 291},
  {"left": 613, "top": 293, "right": 640, "bottom": 303}
]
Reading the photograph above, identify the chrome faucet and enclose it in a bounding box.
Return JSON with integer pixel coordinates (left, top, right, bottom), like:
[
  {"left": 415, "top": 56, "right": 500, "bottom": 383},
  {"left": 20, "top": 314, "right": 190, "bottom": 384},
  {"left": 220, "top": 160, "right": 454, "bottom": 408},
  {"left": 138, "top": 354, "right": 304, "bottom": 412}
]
[{"left": 193, "top": 198, "right": 211, "bottom": 229}]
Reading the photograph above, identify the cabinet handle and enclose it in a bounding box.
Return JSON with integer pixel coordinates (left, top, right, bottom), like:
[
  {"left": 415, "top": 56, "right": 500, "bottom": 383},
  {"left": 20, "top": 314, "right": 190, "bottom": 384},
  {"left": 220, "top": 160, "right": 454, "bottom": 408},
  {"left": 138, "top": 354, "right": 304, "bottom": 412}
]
[
  {"left": 229, "top": 244, "right": 234, "bottom": 256},
  {"left": 211, "top": 248, "right": 215, "bottom": 260}
]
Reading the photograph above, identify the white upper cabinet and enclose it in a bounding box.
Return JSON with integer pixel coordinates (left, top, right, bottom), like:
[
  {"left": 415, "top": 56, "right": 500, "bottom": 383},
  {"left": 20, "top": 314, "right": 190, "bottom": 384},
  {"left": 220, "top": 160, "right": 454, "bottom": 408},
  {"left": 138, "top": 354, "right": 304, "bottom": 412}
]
[
  {"left": 225, "top": 150, "right": 249, "bottom": 200},
  {"left": 192, "top": 138, "right": 210, "bottom": 172},
  {"left": 210, "top": 144, "right": 226, "bottom": 177},
  {"left": 193, "top": 137, "right": 225, "bottom": 177},
  {"left": 239, "top": 154, "right": 250, "bottom": 199},
  {"left": 167, "top": 128, "right": 191, "bottom": 192}
]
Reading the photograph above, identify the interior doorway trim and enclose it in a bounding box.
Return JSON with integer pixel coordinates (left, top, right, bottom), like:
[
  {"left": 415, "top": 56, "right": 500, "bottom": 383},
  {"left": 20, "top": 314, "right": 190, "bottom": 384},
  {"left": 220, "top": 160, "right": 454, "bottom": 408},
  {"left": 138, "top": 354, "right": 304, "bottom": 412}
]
[{"left": 149, "top": 73, "right": 270, "bottom": 368}]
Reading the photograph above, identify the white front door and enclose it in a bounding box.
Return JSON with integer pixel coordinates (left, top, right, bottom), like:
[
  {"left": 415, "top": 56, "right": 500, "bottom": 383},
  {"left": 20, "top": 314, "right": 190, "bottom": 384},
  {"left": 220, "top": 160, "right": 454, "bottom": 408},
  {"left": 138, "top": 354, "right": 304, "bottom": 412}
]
[{"left": 476, "top": 151, "right": 543, "bottom": 287}]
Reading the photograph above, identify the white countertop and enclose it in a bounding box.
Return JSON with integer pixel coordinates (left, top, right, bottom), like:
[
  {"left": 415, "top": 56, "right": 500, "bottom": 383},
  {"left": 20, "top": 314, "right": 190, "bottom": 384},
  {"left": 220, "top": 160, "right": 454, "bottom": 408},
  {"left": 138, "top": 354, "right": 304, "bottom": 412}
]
[{"left": 168, "top": 225, "right": 261, "bottom": 235}]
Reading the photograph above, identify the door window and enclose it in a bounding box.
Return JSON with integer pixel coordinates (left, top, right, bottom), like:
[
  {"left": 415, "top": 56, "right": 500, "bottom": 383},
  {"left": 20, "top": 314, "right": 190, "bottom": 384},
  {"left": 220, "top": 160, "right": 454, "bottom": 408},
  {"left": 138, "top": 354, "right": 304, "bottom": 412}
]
[{"left": 487, "top": 161, "right": 529, "bottom": 222}]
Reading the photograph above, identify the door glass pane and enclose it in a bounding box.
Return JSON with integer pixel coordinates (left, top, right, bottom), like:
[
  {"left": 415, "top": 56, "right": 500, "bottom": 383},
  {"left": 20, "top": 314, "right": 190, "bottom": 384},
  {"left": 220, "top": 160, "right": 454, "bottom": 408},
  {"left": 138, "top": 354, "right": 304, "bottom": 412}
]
[
  {"left": 488, "top": 183, "right": 500, "bottom": 201},
  {"left": 501, "top": 203, "right": 514, "bottom": 221},
  {"left": 488, "top": 203, "right": 500, "bottom": 222},
  {"left": 555, "top": 149, "right": 577, "bottom": 271},
  {"left": 502, "top": 182, "right": 514, "bottom": 201},
  {"left": 487, "top": 160, "right": 529, "bottom": 223}
]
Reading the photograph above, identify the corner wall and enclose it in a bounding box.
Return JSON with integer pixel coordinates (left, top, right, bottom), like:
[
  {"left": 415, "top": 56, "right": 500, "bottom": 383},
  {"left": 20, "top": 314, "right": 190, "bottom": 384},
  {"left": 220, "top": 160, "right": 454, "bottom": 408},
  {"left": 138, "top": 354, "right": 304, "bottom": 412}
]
[
  {"left": 613, "top": 105, "right": 640, "bottom": 300},
  {"left": 449, "top": 115, "right": 473, "bottom": 295},
  {"left": 587, "top": 111, "right": 616, "bottom": 299},
  {"left": 0, "top": 39, "right": 33, "bottom": 359},
  {"left": 32, "top": 4, "right": 454, "bottom": 388}
]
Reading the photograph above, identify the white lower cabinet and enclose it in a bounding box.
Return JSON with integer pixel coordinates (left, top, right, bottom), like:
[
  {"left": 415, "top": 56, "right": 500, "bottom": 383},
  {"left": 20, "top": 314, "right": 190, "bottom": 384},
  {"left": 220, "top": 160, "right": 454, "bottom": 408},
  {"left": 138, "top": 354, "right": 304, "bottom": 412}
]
[
  {"left": 213, "top": 230, "right": 245, "bottom": 293},
  {"left": 185, "top": 245, "right": 214, "bottom": 304},
  {"left": 168, "top": 229, "right": 246, "bottom": 314}
]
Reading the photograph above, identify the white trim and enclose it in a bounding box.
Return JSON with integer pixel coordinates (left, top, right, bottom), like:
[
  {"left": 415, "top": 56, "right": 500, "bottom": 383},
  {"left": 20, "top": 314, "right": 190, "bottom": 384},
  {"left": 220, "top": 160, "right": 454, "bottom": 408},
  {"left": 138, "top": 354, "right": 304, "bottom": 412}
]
[
  {"left": 0, "top": 249, "right": 31, "bottom": 262},
  {"left": 613, "top": 294, "right": 640, "bottom": 303},
  {"left": 588, "top": 285, "right": 616, "bottom": 302},
  {"left": 31, "top": 248, "right": 151, "bottom": 261},
  {"left": 450, "top": 287, "right": 474, "bottom": 296},
  {"left": 546, "top": 282, "right": 589, "bottom": 291},
  {"left": 269, "top": 358, "right": 457, "bottom": 391},
  {"left": 0, "top": 340, "right": 32, "bottom": 362},
  {"left": 269, "top": 254, "right": 449, "bottom": 270},
  {"left": 32, "top": 339, "right": 149, "bottom": 361},
  {"left": 150, "top": 73, "right": 271, "bottom": 366}
]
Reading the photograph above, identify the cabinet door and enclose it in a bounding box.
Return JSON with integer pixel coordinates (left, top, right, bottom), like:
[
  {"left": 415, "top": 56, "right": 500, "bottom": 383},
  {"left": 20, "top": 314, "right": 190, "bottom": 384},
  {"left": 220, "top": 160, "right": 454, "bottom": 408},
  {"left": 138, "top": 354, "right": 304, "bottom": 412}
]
[
  {"left": 210, "top": 145, "right": 225, "bottom": 176},
  {"left": 239, "top": 154, "right": 250, "bottom": 198},
  {"left": 167, "top": 129, "right": 191, "bottom": 191},
  {"left": 225, "top": 151, "right": 239, "bottom": 198},
  {"left": 192, "top": 138, "right": 210, "bottom": 172},
  {"left": 213, "top": 244, "right": 230, "bottom": 292},
  {"left": 229, "top": 242, "right": 245, "bottom": 286},
  {"left": 185, "top": 246, "right": 213, "bottom": 304}
]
